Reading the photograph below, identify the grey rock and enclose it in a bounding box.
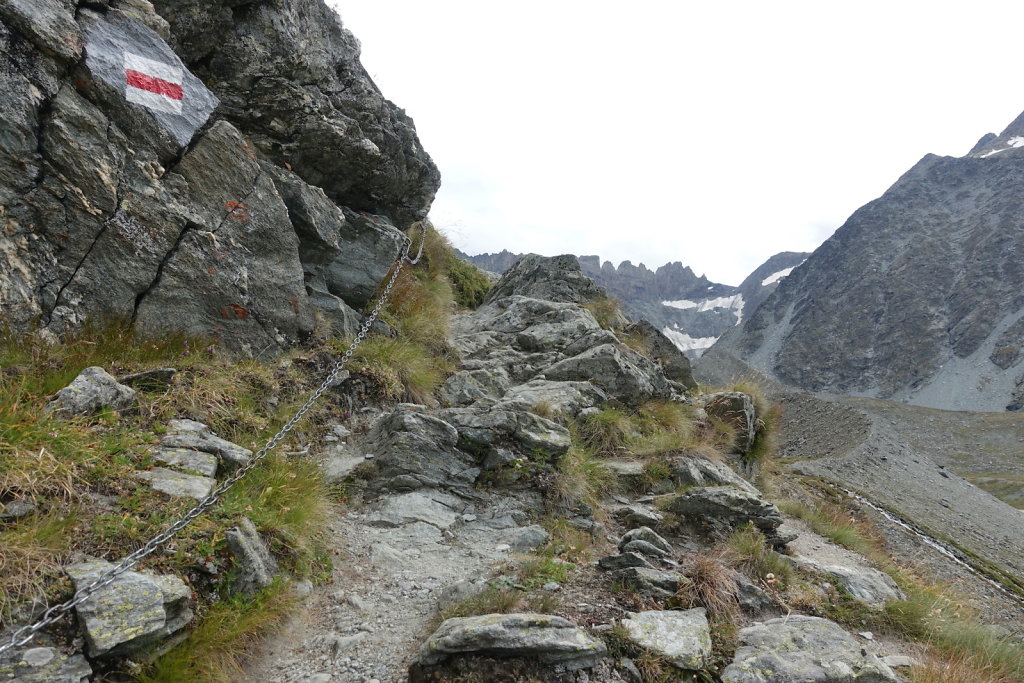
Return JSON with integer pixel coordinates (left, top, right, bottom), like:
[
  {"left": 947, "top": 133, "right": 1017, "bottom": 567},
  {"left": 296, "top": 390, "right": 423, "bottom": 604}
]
[
  {"left": 483, "top": 254, "right": 609, "bottom": 305},
  {"left": 346, "top": 594, "right": 371, "bottom": 612},
  {"left": 544, "top": 344, "right": 671, "bottom": 406},
  {"left": 667, "top": 486, "right": 789, "bottom": 546},
  {"left": 136, "top": 467, "right": 214, "bottom": 500},
  {"left": 610, "top": 567, "right": 685, "bottom": 599},
  {"left": 502, "top": 379, "right": 609, "bottom": 419},
  {"left": 117, "top": 368, "right": 177, "bottom": 391},
  {"left": 620, "top": 540, "right": 668, "bottom": 559},
  {"left": 46, "top": 367, "right": 138, "bottom": 417},
  {"left": 721, "top": 615, "right": 899, "bottom": 682},
  {"left": 66, "top": 560, "right": 192, "bottom": 657},
  {"left": 0, "top": 0, "right": 83, "bottom": 62},
  {"left": 368, "top": 542, "right": 411, "bottom": 569},
  {"left": 597, "top": 553, "right": 656, "bottom": 571},
  {"left": 504, "top": 525, "right": 550, "bottom": 552},
  {"left": 361, "top": 407, "right": 479, "bottom": 491},
  {"left": 0, "top": 643, "right": 92, "bottom": 682},
  {"left": 671, "top": 454, "right": 760, "bottom": 495},
  {"left": 735, "top": 576, "right": 776, "bottom": 614},
  {"left": 542, "top": 582, "right": 561, "bottom": 591},
  {"left": 702, "top": 392, "right": 758, "bottom": 454},
  {"left": 882, "top": 655, "right": 916, "bottom": 669},
  {"left": 612, "top": 504, "right": 664, "bottom": 528},
  {"left": 791, "top": 557, "right": 904, "bottom": 607},
  {"left": 225, "top": 517, "right": 280, "bottom": 596},
  {"left": 416, "top": 613, "right": 607, "bottom": 668},
  {"left": 439, "top": 400, "right": 571, "bottom": 458},
  {"left": 161, "top": 419, "right": 252, "bottom": 472},
  {"left": 619, "top": 527, "right": 673, "bottom": 555},
  {"left": 152, "top": 447, "right": 218, "bottom": 477},
  {"left": 323, "top": 209, "right": 406, "bottom": 310},
  {"left": 438, "top": 368, "right": 512, "bottom": 407},
  {"left": 151, "top": 0, "right": 439, "bottom": 225},
  {"left": 320, "top": 451, "right": 365, "bottom": 484},
  {"left": 367, "top": 490, "right": 464, "bottom": 530},
  {"left": 620, "top": 608, "right": 711, "bottom": 670},
  {"left": 0, "top": 500, "right": 36, "bottom": 522}
]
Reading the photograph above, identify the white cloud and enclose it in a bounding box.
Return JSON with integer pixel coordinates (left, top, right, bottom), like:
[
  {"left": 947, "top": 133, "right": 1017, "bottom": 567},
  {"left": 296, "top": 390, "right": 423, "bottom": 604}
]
[{"left": 329, "top": 0, "right": 1024, "bottom": 284}]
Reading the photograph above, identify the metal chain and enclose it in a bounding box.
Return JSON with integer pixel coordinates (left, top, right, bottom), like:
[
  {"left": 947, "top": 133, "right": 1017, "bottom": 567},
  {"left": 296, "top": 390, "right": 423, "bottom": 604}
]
[{"left": 0, "top": 225, "right": 426, "bottom": 657}]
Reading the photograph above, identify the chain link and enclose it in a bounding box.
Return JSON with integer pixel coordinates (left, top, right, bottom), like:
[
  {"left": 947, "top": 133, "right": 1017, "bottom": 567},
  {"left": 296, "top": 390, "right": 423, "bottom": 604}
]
[{"left": 0, "top": 226, "right": 426, "bottom": 657}]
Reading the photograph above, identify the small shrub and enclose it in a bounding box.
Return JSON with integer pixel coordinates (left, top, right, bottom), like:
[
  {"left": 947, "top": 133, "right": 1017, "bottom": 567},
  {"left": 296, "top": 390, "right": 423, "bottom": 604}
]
[
  {"left": 142, "top": 581, "right": 297, "bottom": 683},
  {"left": 549, "top": 445, "right": 612, "bottom": 509},
  {"left": 673, "top": 553, "right": 739, "bottom": 621},
  {"left": 577, "top": 407, "right": 636, "bottom": 454},
  {"left": 723, "top": 524, "right": 794, "bottom": 589},
  {"left": 583, "top": 296, "right": 624, "bottom": 331}
]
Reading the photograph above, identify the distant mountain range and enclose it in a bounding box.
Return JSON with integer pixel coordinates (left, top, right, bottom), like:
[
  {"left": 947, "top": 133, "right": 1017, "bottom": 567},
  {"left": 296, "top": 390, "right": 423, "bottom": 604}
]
[
  {"left": 456, "top": 249, "right": 809, "bottom": 358},
  {"left": 710, "top": 110, "right": 1024, "bottom": 412}
]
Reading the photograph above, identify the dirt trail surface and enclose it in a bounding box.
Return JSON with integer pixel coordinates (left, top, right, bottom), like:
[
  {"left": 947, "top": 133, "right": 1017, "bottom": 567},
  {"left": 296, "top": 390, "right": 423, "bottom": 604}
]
[{"left": 243, "top": 498, "right": 517, "bottom": 683}]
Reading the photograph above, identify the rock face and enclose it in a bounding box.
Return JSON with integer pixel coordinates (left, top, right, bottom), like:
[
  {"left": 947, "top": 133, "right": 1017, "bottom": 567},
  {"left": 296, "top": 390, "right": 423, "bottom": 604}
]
[
  {"left": 483, "top": 254, "right": 607, "bottom": 306},
  {"left": 0, "top": 0, "right": 434, "bottom": 354},
  {"left": 0, "top": 644, "right": 92, "bottom": 682},
  {"left": 668, "top": 486, "right": 791, "bottom": 547},
  {"left": 65, "top": 560, "right": 193, "bottom": 658},
  {"left": 415, "top": 613, "right": 607, "bottom": 669},
  {"left": 459, "top": 250, "right": 809, "bottom": 359},
  {"left": 721, "top": 615, "right": 899, "bottom": 682},
  {"left": 715, "top": 112, "right": 1024, "bottom": 412}
]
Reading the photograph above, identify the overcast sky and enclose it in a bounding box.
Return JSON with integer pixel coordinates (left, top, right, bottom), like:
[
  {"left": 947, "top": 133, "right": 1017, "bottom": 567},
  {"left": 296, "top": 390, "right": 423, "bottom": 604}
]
[{"left": 329, "top": 1, "right": 1024, "bottom": 285}]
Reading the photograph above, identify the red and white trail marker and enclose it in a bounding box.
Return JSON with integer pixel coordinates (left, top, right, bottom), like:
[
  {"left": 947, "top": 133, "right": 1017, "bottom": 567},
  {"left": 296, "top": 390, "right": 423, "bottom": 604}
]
[{"left": 124, "top": 51, "right": 183, "bottom": 114}]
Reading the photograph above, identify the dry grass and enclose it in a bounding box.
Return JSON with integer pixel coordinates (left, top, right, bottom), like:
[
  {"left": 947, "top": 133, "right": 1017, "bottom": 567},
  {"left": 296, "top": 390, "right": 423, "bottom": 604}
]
[
  {"left": 549, "top": 445, "right": 612, "bottom": 509},
  {"left": 673, "top": 553, "right": 740, "bottom": 621},
  {"left": 582, "top": 295, "right": 624, "bottom": 331},
  {"left": 0, "top": 510, "right": 78, "bottom": 617},
  {"left": 722, "top": 524, "right": 794, "bottom": 589},
  {"left": 910, "top": 645, "right": 1024, "bottom": 683}
]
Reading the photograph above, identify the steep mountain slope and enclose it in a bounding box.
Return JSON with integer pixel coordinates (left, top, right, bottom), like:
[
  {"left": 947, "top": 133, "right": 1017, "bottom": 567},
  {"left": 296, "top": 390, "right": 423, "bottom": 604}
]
[
  {"left": 457, "top": 249, "right": 809, "bottom": 358},
  {"left": 714, "top": 115, "right": 1024, "bottom": 412}
]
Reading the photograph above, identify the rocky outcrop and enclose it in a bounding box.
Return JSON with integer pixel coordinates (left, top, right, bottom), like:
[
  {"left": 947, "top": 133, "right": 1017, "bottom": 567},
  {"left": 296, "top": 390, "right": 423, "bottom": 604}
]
[
  {"left": 0, "top": 0, "right": 434, "bottom": 355},
  {"left": 715, "top": 111, "right": 1024, "bottom": 412},
  {"left": 225, "top": 517, "right": 280, "bottom": 597},
  {"left": 459, "top": 250, "right": 810, "bottom": 359},
  {"left": 483, "top": 254, "right": 607, "bottom": 306},
  {"left": 668, "top": 486, "right": 792, "bottom": 548}
]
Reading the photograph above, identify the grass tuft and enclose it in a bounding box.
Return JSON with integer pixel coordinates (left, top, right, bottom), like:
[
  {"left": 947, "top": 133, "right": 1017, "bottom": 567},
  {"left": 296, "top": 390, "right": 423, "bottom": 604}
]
[{"left": 723, "top": 524, "right": 794, "bottom": 589}]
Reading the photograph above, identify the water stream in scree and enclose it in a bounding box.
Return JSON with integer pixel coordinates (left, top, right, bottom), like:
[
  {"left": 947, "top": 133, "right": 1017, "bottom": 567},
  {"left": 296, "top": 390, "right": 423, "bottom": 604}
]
[{"left": 823, "top": 481, "right": 1024, "bottom": 607}]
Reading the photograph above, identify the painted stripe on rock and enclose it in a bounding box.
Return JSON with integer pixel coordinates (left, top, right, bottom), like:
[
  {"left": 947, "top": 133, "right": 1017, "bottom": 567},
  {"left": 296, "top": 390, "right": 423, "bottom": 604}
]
[
  {"left": 124, "top": 51, "right": 182, "bottom": 84},
  {"left": 126, "top": 69, "right": 183, "bottom": 100},
  {"left": 126, "top": 86, "right": 183, "bottom": 114}
]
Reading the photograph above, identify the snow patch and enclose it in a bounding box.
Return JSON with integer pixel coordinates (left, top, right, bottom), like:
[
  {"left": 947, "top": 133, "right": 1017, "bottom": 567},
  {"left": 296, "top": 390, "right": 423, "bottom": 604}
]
[
  {"left": 980, "top": 136, "right": 1024, "bottom": 158},
  {"left": 662, "top": 327, "right": 718, "bottom": 356},
  {"left": 761, "top": 267, "right": 795, "bottom": 287},
  {"left": 663, "top": 294, "right": 745, "bottom": 324}
]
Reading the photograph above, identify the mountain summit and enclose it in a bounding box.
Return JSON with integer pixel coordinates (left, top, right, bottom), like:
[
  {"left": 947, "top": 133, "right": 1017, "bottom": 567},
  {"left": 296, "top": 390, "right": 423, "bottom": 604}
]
[{"left": 712, "top": 113, "right": 1024, "bottom": 412}]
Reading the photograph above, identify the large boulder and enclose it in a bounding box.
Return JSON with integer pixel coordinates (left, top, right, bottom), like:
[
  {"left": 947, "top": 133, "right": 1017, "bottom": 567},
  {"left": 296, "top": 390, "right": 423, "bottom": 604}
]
[
  {"left": 791, "top": 557, "right": 904, "bottom": 608},
  {"left": 360, "top": 407, "right": 480, "bottom": 492},
  {"left": 439, "top": 400, "right": 572, "bottom": 458},
  {"left": 483, "top": 254, "right": 607, "bottom": 305},
  {"left": 415, "top": 613, "right": 607, "bottom": 668},
  {"left": 45, "top": 367, "right": 138, "bottom": 417},
  {"left": 721, "top": 616, "right": 899, "bottom": 682},
  {"left": 150, "top": 0, "right": 439, "bottom": 225},
  {"left": 65, "top": 560, "right": 193, "bottom": 658}
]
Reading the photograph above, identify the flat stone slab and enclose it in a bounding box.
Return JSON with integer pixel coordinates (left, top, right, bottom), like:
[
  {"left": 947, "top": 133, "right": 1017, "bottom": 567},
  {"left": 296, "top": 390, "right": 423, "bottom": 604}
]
[
  {"left": 152, "top": 447, "right": 218, "bottom": 477},
  {"left": 136, "top": 467, "right": 214, "bottom": 499},
  {"left": 0, "top": 644, "right": 93, "bottom": 682},
  {"left": 610, "top": 566, "right": 685, "bottom": 599},
  {"left": 621, "top": 608, "right": 711, "bottom": 670},
  {"left": 366, "top": 490, "right": 464, "bottom": 529},
  {"left": 416, "top": 613, "right": 607, "bottom": 668},
  {"left": 161, "top": 419, "right": 252, "bottom": 471},
  {"left": 792, "top": 556, "right": 904, "bottom": 607},
  {"left": 721, "top": 615, "right": 899, "bottom": 682}
]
